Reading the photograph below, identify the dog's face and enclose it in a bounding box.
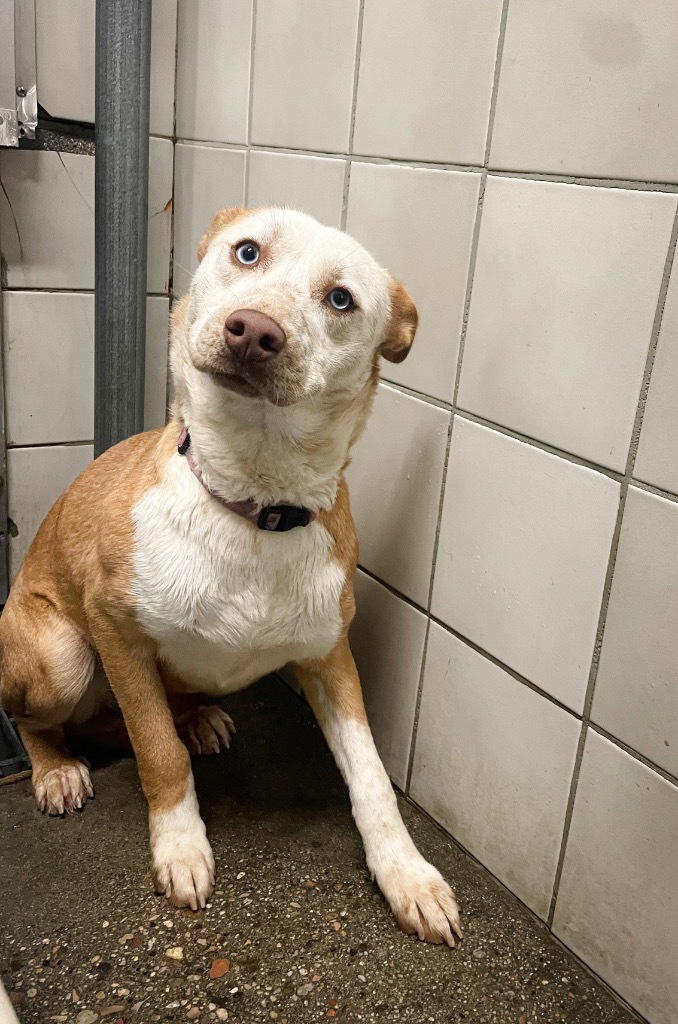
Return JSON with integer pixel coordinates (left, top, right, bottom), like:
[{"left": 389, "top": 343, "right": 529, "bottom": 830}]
[{"left": 179, "top": 207, "right": 417, "bottom": 408}]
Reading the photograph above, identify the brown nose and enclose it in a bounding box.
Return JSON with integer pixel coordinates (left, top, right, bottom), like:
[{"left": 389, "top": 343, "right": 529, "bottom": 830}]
[{"left": 224, "top": 309, "right": 286, "bottom": 363}]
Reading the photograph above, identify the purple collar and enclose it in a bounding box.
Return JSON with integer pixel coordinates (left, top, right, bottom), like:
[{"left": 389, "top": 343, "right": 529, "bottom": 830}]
[{"left": 177, "top": 428, "right": 317, "bottom": 532}]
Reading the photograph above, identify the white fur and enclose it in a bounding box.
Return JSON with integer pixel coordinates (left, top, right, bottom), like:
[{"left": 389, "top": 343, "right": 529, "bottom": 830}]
[
  {"left": 149, "top": 775, "right": 214, "bottom": 910},
  {"left": 309, "top": 682, "right": 462, "bottom": 945},
  {"left": 132, "top": 451, "right": 346, "bottom": 694}
]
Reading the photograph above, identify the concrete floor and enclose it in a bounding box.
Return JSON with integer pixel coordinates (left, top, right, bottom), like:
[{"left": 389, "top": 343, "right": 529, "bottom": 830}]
[{"left": 1, "top": 678, "right": 639, "bottom": 1024}]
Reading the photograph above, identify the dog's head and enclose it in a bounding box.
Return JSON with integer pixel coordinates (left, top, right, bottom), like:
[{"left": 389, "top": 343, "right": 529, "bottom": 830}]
[{"left": 171, "top": 207, "right": 417, "bottom": 413}]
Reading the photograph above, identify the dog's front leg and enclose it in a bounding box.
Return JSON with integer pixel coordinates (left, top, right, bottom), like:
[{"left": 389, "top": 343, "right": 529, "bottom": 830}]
[
  {"left": 294, "top": 638, "right": 462, "bottom": 945},
  {"left": 90, "top": 615, "right": 214, "bottom": 910}
]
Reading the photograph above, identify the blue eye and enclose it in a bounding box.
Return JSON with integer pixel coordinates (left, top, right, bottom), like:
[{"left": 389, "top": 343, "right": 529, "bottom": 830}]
[
  {"left": 235, "top": 241, "right": 260, "bottom": 265},
  {"left": 326, "top": 287, "right": 354, "bottom": 312}
]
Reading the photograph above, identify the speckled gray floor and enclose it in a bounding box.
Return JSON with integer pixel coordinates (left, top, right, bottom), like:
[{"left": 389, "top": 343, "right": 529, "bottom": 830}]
[{"left": 1, "top": 678, "right": 639, "bottom": 1024}]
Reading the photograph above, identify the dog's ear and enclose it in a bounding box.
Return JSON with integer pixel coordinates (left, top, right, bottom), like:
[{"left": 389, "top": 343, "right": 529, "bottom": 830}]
[
  {"left": 197, "top": 207, "right": 249, "bottom": 262},
  {"left": 379, "top": 279, "right": 418, "bottom": 363}
]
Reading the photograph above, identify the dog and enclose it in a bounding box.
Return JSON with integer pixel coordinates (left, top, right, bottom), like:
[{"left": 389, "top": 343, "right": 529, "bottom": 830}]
[{"left": 0, "top": 207, "right": 461, "bottom": 945}]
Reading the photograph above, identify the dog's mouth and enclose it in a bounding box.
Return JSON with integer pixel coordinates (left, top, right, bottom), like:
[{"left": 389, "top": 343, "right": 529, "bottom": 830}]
[{"left": 207, "top": 369, "right": 261, "bottom": 399}]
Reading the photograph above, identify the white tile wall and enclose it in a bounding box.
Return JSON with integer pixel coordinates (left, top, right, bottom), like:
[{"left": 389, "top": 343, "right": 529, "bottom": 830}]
[
  {"left": 3, "top": 292, "right": 93, "bottom": 446},
  {"left": 352, "top": 0, "right": 504, "bottom": 165},
  {"left": 175, "top": 0, "right": 252, "bottom": 144},
  {"left": 147, "top": 138, "right": 175, "bottom": 295},
  {"left": 432, "top": 418, "right": 619, "bottom": 711},
  {"left": 458, "top": 178, "right": 676, "bottom": 470},
  {"left": 173, "top": 143, "right": 247, "bottom": 297},
  {"left": 0, "top": 145, "right": 173, "bottom": 293},
  {"left": 247, "top": 151, "right": 346, "bottom": 229},
  {"left": 491, "top": 0, "right": 678, "bottom": 183},
  {"left": 250, "top": 0, "right": 361, "bottom": 153},
  {"left": 411, "top": 622, "right": 580, "bottom": 919},
  {"left": 350, "top": 571, "right": 427, "bottom": 789},
  {"left": 0, "top": 151, "right": 95, "bottom": 290},
  {"left": 2, "top": 292, "right": 170, "bottom": 445},
  {"left": 7, "top": 444, "right": 93, "bottom": 580},
  {"left": 34, "top": 0, "right": 178, "bottom": 135},
  {"left": 635, "top": 263, "right": 678, "bottom": 495},
  {"left": 345, "top": 163, "right": 481, "bottom": 402},
  {"left": 346, "top": 384, "right": 450, "bottom": 609},
  {"left": 593, "top": 487, "right": 678, "bottom": 777},
  {"left": 144, "top": 298, "right": 171, "bottom": 431},
  {"left": 553, "top": 732, "right": 678, "bottom": 1024}
]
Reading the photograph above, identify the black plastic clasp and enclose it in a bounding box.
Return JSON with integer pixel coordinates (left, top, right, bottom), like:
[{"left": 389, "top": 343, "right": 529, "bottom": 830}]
[{"left": 257, "top": 505, "right": 312, "bottom": 532}]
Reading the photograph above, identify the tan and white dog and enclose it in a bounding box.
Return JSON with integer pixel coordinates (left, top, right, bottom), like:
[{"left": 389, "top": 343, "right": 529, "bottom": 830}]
[{"left": 0, "top": 207, "right": 461, "bottom": 945}]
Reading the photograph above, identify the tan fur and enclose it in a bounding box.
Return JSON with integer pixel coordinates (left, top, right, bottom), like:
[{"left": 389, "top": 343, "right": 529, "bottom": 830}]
[
  {"left": 381, "top": 279, "right": 418, "bottom": 363},
  {"left": 196, "top": 206, "right": 252, "bottom": 262},
  {"left": 0, "top": 426, "right": 192, "bottom": 812},
  {"left": 295, "top": 636, "right": 367, "bottom": 724},
  {"left": 0, "top": 208, "right": 458, "bottom": 936}
]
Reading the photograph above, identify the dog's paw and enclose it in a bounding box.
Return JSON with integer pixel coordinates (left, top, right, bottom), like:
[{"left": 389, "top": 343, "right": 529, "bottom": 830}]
[
  {"left": 151, "top": 833, "right": 215, "bottom": 911},
  {"left": 180, "top": 706, "right": 235, "bottom": 756},
  {"left": 376, "top": 855, "right": 462, "bottom": 946},
  {"left": 34, "top": 760, "right": 94, "bottom": 815}
]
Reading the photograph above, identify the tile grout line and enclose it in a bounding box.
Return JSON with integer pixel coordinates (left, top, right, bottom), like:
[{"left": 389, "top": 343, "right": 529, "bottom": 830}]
[
  {"left": 588, "top": 722, "right": 678, "bottom": 788},
  {"left": 404, "top": 109, "right": 503, "bottom": 795},
  {"left": 406, "top": 3, "right": 514, "bottom": 794},
  {"left": 546, "top": 201, "right": 678, "bottom": 928},
  {"left": 165, "top": 0, "right": 180, "bottom": 393},
  {"left": 483, "top": 0, "right": 511, "bottom": 166},
  {"left": 340, "top": 0, "right": 366, "bottom": 231},
  {"left": 243, "top": 0, "right": 258, "bottom": 206},
  {"left": 370, "top": 557, "right": 678, "bottom": 787},
  {"left": 401, "top": 788, "right": 647, "bottom": 1024},
  {"left": 170, "top": 137, "right": 678, "bottom": 193},
  {"left": 374, "top": 377, "right": 678, "bottom": 503}
]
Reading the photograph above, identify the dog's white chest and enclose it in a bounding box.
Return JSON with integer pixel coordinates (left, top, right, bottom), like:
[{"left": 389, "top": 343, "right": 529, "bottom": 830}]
[{"left": 131, "top": 465, "right": 346, "bottom": 693}]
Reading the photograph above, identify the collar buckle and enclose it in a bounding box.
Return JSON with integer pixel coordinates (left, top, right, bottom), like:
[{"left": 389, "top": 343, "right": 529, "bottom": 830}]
[{"left": 257, "top": 505, "right": 312, "bottom": 532}]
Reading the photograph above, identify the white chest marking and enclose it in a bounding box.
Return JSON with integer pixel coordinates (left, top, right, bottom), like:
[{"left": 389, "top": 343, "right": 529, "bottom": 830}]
[{"left": 131, "top": 456, "right": 346, "bottom": 694}]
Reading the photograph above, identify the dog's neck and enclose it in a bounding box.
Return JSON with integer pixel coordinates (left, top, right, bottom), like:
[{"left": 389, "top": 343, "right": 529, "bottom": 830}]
[{"left": 176, "top": 383, "right": 375, "bottom": 511}]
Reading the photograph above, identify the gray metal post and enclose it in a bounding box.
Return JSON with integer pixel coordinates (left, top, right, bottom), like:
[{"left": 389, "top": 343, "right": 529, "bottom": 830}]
[{"left": 94, "top": 0, "right": 152, "bottom": 456}]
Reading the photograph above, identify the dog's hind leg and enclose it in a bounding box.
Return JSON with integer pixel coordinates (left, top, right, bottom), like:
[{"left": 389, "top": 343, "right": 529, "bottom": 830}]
[{"left": 0, "top": 594, "right": 96, "bottom": 814}]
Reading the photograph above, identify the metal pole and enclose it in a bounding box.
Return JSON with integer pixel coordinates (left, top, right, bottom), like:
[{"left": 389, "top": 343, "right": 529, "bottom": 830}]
[{"left": 94, "top": 0, "right": 152, "bottom": 456}]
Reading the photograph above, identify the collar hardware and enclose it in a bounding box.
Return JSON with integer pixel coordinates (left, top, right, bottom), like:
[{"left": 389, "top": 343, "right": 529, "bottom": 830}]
[{"left": 177, "top": 427, "right": 316, "bottom": 533}]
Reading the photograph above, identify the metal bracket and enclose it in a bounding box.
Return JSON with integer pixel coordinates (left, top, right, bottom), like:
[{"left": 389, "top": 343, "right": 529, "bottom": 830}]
[{"left": 0, "top": 0, "right": 37, "bottom": 147}]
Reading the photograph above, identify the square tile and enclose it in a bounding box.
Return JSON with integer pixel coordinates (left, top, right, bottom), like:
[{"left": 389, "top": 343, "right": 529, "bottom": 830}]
[
  {"left": 145, "top": 297, "right": 170, "bottom": 430},
  {"left": 176, "top": 0, "right": 252, "bottom": 143},
  {"left": 0, "top": 147, "right": 172, "bottom": 293},
  {"left": 172, "top": 144, "right": 246, "bottom": 297},
  {"left": 432, "top": 418, "right": 619, "bottom": 711},
  {"left": 458, "top": 178, "right": 676, "bottom": 470},
  {"left": 553, "top": 732, "right": 678, "bottom": 1024},
  {"left": 346, "top": 384, "right": 450, "bottom": 608},
  {"left": 250, "top": 0, "right": 360, "bottom": 152},
  {"left": 149, "top": 0, "right": 179, "bottom": 137},
  {"left": 0, "top": 150, "right": 95, "bottom": 289},
  {"left": 350, "top": 570, "right": 427, "bottom": 788},
  {"left": 8, "top": 445, "right": 93, "bottom": 581},
  {"left": 490, "top": 0, "right": 678, "bottom": 182},
  {"left": 35, "top": 0, "right": 177, "bottom": 135},
  {"left": 411, "top": 623, "right": 580, "bottom": 918},
  {"left": 2, "top": 292, "right": 170, "bottom": 444},
  {"left": 3, "top": 292, "right": 93, "bottom": 446},
  {"left": 593, "top": 487, "right": 678, "bottom": 777},
  {"left": 345, "top": 163, "right": 480, "bottom": 402},
  {"left": 147, "top": 137, "right": 174, "bottom": 294},
  {"left": 353, "top": 0, "right": 503, "bottom": 164},
  {"left": 635, "top": 263, "right": 678, "bottom": 494},
  {"left": 248, "top": 151, "right": 346, "bottom": 228}
]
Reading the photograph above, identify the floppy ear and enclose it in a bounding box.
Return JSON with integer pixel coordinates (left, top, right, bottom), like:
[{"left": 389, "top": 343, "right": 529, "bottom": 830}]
[
  {"left": 379, "top": 279, "right": 418, "bottom": 363},
  {"left": 196, "top": 207, "right": 249, "bottom": 262}
]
